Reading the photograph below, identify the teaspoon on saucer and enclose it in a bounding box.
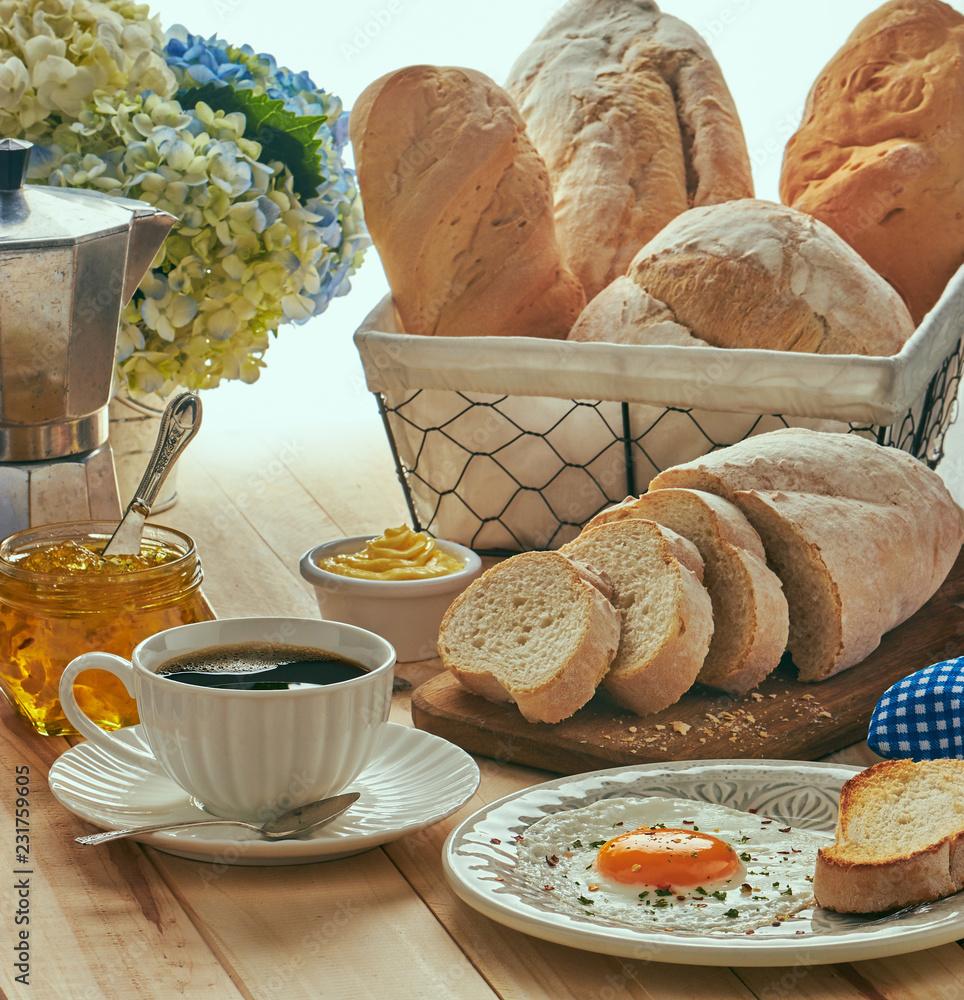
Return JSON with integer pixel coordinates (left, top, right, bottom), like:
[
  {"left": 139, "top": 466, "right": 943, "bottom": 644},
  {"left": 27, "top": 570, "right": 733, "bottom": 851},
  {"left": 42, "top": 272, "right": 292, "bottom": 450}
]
[{"left": 75, "top": 791, "right": 359, "bottom": 845}]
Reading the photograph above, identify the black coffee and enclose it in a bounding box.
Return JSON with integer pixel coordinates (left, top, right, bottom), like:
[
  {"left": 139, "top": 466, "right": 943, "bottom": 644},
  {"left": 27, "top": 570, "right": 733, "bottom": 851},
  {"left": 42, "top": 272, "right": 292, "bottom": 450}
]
[{"left": 156, "top": 641, "right": 368, "bottom": 690}]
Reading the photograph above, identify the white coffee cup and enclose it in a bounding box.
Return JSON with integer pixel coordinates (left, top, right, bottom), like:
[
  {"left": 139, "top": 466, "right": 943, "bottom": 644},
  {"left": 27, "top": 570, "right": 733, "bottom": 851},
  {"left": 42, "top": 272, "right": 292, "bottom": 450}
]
[{"left": 59, "top": 617, "right": 396, "bottom": 822}]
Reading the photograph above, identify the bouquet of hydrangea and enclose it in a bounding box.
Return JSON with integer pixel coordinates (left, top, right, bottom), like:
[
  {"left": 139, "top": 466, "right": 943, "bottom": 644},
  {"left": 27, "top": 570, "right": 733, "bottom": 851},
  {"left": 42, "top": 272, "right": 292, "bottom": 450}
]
[{"left": 0, "top": 0, "right": 369, "bottom": 397}]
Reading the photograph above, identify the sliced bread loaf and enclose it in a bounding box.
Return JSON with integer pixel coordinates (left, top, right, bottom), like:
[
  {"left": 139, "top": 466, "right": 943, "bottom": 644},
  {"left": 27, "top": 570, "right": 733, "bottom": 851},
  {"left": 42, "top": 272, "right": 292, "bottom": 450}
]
[
  {"left": 649, "top": 429, "right": 964, "bottom": 681},
  {"left": 561, "top": 519, "right": 713, "bottom": 715},
  {"left": 587, "top": 489, "right": 789, "bottom": 693},
  {"left": 814, "top": 758, "right": 964, "bottom": 913},
  {"left": 437, "top": 551, "right": 620, "bottom": 723}
]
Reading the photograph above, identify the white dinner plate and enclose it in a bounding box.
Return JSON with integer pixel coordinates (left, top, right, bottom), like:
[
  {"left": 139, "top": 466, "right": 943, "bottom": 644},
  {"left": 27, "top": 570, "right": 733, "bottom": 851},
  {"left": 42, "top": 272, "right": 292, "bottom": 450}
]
[
  {"left": 443, "top": 759, "right": 964, "bottom": 966},
  {"left": 50, "top": 722, "right": 480, "bottom": 865}
]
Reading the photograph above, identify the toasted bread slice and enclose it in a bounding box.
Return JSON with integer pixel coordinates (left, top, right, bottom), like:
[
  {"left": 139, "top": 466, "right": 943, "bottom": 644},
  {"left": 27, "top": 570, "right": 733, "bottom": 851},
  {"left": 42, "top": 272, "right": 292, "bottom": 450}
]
[
  {"left": 437, "top": 551, "right": 620, "bottom": 723},
  {"left": 814, "top": 758, "right": 964, "bottom": 913},
  {"left": 587, "top": 489, "right": 789, "bottom": 693},
  {"left": 561, "top": 518, "right": 713, "bottom": 715}
]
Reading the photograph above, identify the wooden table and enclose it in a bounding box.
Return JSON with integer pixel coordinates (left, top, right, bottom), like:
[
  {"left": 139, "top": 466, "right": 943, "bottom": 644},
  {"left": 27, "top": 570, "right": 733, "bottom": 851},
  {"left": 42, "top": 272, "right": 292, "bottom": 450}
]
[{"left": 2, "top": 415, "right": 963, "bottom": 1000}]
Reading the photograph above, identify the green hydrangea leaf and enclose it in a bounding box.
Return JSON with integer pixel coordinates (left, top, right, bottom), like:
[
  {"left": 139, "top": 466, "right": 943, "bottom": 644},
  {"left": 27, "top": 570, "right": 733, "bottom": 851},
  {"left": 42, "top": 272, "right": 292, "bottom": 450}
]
[{"left": 179, "top": 83, "right": 326, "bottom": 201}]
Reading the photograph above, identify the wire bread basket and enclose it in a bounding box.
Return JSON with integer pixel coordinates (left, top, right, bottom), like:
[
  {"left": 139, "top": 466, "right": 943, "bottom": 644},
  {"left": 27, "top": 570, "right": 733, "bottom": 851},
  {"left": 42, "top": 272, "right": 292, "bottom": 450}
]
[{"left": 355, "top": 266, "right": 964, "bottom": 554}]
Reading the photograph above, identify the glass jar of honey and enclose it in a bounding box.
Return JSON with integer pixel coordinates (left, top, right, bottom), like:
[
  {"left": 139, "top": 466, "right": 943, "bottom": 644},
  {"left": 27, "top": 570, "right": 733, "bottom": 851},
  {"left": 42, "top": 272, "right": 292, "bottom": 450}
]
[{"left": 0, "top": 520, "right": 215, "bottom": 736}]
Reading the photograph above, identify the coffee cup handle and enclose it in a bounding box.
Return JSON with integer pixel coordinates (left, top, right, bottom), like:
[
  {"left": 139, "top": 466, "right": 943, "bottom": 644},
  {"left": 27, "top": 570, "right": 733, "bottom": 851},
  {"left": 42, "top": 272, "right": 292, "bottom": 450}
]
[{"left": 59, "top": 653, "right": 158, "bottom": 768}]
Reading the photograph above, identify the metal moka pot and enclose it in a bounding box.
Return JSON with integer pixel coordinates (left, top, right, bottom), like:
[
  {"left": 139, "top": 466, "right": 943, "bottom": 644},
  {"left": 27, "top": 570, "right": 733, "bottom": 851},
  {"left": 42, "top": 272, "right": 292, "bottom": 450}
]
[{"left": 0, "top": 138, "right": 177, "bottom": 537}]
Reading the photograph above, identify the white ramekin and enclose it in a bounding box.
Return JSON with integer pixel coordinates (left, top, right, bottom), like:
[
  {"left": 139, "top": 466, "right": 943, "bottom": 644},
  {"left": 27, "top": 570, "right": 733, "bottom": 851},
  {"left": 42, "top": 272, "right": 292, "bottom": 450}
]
[{"left": 299, "top": 535, "right": 483, "bottom": 662}]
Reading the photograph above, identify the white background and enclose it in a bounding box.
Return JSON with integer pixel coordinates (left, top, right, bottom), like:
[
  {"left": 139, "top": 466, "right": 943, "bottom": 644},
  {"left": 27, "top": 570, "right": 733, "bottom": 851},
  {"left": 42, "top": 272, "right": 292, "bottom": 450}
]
[{"left": 146, "top": 0, "right": 964, "bottom": 489}]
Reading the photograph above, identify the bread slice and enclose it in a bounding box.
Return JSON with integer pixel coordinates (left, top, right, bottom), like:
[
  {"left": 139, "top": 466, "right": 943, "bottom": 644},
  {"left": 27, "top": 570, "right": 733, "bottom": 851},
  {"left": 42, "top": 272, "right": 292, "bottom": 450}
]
[
  {"left": 587, "top": 489, "right": 789, "bottom": 693},
  {"left": 814, "top": 759, "right": 964, "bottom": 913},
  {"left": 649, "top": 429, "right": 964, "bottom": 681},
  {"left": 437, "top": 551, "right": 619, "bottom": 723},
  {"left": 560, "top": 519, "right": 713, "bottom": 715}
]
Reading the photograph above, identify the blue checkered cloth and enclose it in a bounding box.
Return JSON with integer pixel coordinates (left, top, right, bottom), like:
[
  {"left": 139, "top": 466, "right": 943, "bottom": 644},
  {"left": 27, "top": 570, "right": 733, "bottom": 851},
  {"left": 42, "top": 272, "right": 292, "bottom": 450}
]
[{"left": 868, "top": 657, "right": 964, "bottom": 760}]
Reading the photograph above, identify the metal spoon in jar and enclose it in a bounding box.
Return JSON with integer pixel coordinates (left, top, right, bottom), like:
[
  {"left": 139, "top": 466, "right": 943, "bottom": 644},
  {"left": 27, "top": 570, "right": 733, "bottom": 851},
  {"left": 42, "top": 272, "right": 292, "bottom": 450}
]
[
  {"left": 102, "top": 392, "right": 203, "bottom": 557},
  {"left": 75, "top": 791, "right": 360, "bottom": 845}
]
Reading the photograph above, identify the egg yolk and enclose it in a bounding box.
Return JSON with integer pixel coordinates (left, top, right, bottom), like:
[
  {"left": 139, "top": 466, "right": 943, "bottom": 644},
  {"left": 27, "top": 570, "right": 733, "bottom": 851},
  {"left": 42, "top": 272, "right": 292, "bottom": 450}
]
[{"left": 595, "top": 826, "right": 742, "bottom": 888}]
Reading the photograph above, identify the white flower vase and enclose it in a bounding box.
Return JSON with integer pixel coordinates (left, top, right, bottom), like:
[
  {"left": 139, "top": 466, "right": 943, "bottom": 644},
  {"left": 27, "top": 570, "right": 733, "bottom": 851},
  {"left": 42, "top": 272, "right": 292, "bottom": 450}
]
[{"left": 108, "top": 393, "right": 180, "bottom": 512}]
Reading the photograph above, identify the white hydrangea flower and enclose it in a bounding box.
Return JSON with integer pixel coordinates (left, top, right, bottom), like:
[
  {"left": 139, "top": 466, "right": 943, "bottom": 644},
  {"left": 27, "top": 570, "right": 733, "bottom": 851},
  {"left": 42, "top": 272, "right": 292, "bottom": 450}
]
[{"left": 7, "top": 0, "right": 368, "bottom": 397}]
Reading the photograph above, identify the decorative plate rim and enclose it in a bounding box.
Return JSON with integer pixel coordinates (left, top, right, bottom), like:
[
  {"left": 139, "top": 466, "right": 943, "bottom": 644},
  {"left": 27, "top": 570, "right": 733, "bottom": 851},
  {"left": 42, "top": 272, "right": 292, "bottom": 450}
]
[{"left": 442, "top": 759, "right": 964, "bottom": 966}]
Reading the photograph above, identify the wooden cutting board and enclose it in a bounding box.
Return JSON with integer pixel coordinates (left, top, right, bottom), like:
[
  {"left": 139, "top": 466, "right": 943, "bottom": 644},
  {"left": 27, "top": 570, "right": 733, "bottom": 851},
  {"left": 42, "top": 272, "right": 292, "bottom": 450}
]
[{"left": 412, "top": 551, "right": 964, "bottom": 774}]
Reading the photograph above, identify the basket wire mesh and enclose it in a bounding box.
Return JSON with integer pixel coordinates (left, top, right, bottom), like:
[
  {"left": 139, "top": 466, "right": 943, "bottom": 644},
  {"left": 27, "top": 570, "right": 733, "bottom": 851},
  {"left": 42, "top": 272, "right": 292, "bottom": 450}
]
[{"left": 375, "top": 337, "right": 964, "bottom": 556}]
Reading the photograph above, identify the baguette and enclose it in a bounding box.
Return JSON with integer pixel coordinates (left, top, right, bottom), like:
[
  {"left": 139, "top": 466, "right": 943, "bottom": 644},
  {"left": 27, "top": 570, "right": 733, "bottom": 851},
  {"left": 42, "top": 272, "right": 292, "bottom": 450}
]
[
  {"left": 437, "top": 551, "right": 619, "bottom": 723},
  {"left": 505, "top": 0, "right": 753, "bottom": 302},
  {"left": 587, "top": 489, "right": 788, "bottom": 693},
  {"left": 350, "top": 65, "right": 585, "bottom": 339},
  {"left": 814, "top": 759, "right": 964, "bottom": 913},
  {"left": 561, "top": 519, "right": 713, "bottom": 714}
]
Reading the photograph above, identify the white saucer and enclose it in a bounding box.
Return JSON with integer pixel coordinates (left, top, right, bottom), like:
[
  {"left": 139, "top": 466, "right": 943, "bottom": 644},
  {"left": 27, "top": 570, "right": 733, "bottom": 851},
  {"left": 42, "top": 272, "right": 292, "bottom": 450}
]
[{"left": 49, "top": 722, "right": 480, "bottom": 865}]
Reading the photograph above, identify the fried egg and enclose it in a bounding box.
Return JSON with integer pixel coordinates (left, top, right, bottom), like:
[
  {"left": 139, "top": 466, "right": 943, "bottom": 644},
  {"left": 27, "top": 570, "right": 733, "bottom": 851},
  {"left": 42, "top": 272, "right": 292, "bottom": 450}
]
[{"left": 515, "top": 796, "right": 828, "bottom": 934}]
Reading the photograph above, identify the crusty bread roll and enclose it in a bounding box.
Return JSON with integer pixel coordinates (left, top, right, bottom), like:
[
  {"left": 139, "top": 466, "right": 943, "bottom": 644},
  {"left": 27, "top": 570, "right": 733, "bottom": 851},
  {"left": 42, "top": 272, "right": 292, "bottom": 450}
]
[
  {"left": 780, "top": 1, "right": 964, "bottom": 325},
  {"left": 505, "top": 0, "right": 753, "bottom": 302},
  {"left": 586, "top": 489, "right": 789, "bottom": 694},
  {"left": 814, "top": 759, "right": 964, "bottom": 913},
  {"left": 350, "top": 65, "right": 585, "bottom": 339},
  {"left": 561, "top": 519, "right": 713, "bottom": 715},
  {"left": 437, "top": 552, "right": 619, "bottom": 723},
  {"left": 568, "top": 199, "right": 916, "bottom": 355},
  {"left": 649, "top": 429, "right": 964, "bottom": 681}
]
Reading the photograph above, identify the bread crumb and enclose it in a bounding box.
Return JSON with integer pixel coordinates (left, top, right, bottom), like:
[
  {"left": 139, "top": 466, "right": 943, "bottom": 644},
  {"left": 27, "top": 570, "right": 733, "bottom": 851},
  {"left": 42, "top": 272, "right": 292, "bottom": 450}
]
[
  {"left": 654, "top": 724, "right": 666, "bottom": 730},
  {"left": 801, "top": 694, "right": 816, "bottom": 701},
  {"left": 629, "top": 726, "right": 638, "bottom": 733},
  {"left": 817, "top": 710, "right": 832, "bottom": 719},
  {"left": 706, "top": 713, "right": 721, "bottom": 724},
  {"left": 672, "top": 721, "right": 691, "bottom": 735},
  {"left": 750, "top": 692, "right": 764, "bottom": 702}
]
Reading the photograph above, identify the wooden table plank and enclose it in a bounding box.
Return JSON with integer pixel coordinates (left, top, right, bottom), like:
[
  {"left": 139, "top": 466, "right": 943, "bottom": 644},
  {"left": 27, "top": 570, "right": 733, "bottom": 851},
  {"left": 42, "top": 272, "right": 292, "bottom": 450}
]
[
  {"left": 157, "top": 445, "right": 319, "bottom": 620},
  {"left": 0, "top": 708, "right": 246, "bottom": 999},
  {"left": 147, "top": 839, "right": 500, "bottom": 1000}
]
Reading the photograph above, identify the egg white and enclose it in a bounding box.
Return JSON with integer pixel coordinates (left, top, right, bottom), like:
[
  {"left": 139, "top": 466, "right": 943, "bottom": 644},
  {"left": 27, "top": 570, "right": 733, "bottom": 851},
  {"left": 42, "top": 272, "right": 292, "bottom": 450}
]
[{"left": 515, "top": 795, "right": 827, "bottom": 934}]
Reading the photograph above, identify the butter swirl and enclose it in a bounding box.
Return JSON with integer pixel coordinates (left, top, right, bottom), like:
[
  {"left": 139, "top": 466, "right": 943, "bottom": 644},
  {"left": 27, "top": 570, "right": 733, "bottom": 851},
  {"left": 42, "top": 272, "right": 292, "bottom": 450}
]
[{"left": 317, "top": 526, "right": 464, "bottom": 581}]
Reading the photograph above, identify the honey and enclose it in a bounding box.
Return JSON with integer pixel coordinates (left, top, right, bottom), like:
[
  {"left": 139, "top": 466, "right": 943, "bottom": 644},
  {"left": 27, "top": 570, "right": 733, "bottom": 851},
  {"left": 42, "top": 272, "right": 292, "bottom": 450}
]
[
  {"left": 0, "top": 521, "right": 215, "bottom": 737},
  {"left": 316, "top": 525, "right": 465, "bottom": 581}
]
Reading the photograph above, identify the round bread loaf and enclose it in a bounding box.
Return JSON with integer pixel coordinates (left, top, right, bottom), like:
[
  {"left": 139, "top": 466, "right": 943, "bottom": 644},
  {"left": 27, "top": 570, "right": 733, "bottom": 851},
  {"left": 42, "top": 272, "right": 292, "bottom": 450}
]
[
  {"left": 349, "top": 65, "right": 585, "bottom": 339},
  {"left": 568, "top": 199, "right": 916, "bottom": 355},
  {"left": 505, "top": 0, "right": 753, "bottom": 302},
  {"left": 780, "top": 0, "right": 964, "bottom": 325}
]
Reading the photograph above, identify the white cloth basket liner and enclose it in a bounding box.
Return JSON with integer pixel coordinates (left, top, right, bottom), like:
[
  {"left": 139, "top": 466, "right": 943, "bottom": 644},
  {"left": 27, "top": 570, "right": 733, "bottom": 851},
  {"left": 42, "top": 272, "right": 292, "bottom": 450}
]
[{"left": 354, "top": 266, "right": 964, "bottom": 551}]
